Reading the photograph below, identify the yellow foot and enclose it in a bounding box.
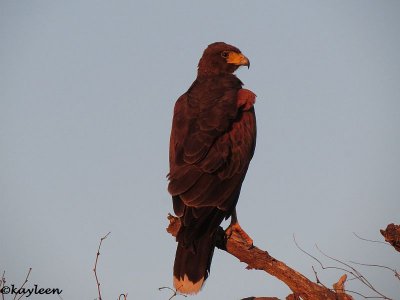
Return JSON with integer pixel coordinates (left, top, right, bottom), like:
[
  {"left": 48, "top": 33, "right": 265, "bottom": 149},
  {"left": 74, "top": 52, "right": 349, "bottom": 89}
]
[{"left": 225, "top": 222, "right": 253, "bottom": 247}]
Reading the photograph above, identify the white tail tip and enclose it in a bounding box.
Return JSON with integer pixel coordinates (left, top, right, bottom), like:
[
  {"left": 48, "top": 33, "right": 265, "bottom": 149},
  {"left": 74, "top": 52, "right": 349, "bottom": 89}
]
[{"left": 173, "top": 274, "right": 205, "bottom": 295}]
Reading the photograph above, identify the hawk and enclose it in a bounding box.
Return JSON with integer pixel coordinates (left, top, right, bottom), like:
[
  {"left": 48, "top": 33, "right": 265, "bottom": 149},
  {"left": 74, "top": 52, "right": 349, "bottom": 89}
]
[{"left": 168, "top": 42, "right": 257, "bottom": 294}]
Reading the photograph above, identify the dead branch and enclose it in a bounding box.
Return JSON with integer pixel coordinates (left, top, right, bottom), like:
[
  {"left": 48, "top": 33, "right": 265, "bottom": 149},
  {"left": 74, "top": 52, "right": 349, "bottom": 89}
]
[
  {"left": 315, "top": 245, "right": 390, "bottom": 298},
  {"left": 293, "top": 235, "right": 359, "bottom": 282},
  {"left": 14, "top": 268, "right": 32, "bottom": 300},
  {"left": 92, "top": 232, "right": 129, "bottom": 300},
  {"left": 93, "top": 232, "right": 111, "bottom": 300},
  {"left": 353, "top": 232, "right": 389, "bottom": 246},
  {"left": 166, "top": 215, "right": 353, "bottom": 300},
  {"left": 380, "top": 224, "right": 400, "bottom": 253},
  {"left": 158, "top": 286, "right": 187, "bottom": 300},
  {"left": 294, "top": 236, "right": 392, "bottom": 299},
  {"left": 349, "top": 261, "right": 399, "bottom": 282}
]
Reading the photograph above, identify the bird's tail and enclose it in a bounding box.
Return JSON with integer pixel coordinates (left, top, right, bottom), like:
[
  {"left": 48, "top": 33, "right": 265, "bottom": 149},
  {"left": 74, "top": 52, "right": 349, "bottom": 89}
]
[{"left": 173, "top": 234, "right": 215, "bottom": 294}]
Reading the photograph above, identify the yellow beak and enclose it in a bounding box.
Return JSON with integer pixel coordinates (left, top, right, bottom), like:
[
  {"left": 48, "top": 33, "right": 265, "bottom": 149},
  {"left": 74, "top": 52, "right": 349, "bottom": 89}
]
[{"left": 226, "top": 52, "right": 250, "bottom": 68}]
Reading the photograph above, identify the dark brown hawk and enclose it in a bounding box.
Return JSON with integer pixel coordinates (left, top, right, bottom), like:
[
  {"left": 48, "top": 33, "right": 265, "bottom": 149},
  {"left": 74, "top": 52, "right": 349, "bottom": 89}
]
[{"left": 167, "top": 42, "right": 257, "bottom": 294}]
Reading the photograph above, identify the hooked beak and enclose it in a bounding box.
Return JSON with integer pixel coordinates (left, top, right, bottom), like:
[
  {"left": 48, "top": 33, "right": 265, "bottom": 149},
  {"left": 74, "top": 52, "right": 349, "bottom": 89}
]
[{"left": 226, "top": 52, "right": 250, "bottom": 69}]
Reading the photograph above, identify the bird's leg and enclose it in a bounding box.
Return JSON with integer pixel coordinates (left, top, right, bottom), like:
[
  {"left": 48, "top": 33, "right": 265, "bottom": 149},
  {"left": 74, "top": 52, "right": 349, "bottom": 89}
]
[{"left": 225, "top": 209, "right": 253, "bottom": 247}]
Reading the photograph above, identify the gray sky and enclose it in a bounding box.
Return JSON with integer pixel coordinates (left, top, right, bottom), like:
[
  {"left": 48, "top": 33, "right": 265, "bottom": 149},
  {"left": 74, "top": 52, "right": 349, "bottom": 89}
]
[{"left": 1, "top": 1, "right": 399, "bottom": 299}]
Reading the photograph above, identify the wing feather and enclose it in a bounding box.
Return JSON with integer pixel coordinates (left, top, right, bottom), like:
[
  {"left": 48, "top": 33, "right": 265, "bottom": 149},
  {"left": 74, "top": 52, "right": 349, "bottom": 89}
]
[{"left": 168, "top": 75, "right": 256, "bottom": 244}]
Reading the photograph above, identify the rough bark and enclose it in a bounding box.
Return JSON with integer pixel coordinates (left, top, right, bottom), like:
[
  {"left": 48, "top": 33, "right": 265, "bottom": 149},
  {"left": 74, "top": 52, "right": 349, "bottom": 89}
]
[
  {"left": 380, "top": 223, "right": 400, "bottom": 253},
  {"left": 167, "top": 214, "right": 353, "bottom": 300}
]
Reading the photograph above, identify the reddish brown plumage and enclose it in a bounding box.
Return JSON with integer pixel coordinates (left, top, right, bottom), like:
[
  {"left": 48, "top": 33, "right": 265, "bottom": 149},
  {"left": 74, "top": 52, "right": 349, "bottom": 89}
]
[{"left": 168, "top": 42, "right": 257, "bottom": 294}]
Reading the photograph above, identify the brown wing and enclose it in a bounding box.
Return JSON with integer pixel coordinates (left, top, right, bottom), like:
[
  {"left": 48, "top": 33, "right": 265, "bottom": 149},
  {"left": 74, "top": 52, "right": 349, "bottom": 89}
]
[{"left": 168, "top": 77, "right": 256, "bottom": 244}]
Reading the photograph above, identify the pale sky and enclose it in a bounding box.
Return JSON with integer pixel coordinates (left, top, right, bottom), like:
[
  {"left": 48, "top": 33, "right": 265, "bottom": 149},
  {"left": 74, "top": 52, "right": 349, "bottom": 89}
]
[{"left": 1, "top": 1, "right": 399, "bottom": 299}]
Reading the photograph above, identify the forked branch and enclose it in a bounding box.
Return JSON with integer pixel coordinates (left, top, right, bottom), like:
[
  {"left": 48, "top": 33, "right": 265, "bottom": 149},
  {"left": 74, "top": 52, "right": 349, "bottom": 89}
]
[{"left": 166, "top": 214, "right": 353, "bottom": 300}]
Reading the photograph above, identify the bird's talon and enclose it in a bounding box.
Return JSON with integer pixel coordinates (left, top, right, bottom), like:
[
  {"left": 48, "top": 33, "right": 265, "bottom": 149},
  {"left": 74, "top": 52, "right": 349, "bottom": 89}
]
[{"left": 225, "top": 223, "right": 253, "bottom": 247}]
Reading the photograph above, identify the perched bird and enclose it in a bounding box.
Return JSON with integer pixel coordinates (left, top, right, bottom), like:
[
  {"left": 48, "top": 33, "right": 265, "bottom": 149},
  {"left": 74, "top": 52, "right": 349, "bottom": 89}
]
[{"left": 167, "top": 42, "right": 257, "bottom": 294}]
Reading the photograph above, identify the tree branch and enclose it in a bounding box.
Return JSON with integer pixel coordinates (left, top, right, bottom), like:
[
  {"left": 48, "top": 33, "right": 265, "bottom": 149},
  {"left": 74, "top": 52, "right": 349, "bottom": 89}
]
[
  {"left": 380, "top": 224, "right": 400, "bottom": 253},
  {"left": 14, "top": 268, "right": 32, "bottom": 300},
  {"left": 93, "top": 232, "right": 111, "bottom": 300},
  {"left": 166, "top": 214, "right": 353, "bottom": 300}
]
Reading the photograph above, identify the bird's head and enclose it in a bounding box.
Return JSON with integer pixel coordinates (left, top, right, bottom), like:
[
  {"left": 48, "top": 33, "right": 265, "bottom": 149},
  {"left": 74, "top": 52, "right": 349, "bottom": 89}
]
[{"left": 197, "top": 42, "right": 250, "bottom": 76}]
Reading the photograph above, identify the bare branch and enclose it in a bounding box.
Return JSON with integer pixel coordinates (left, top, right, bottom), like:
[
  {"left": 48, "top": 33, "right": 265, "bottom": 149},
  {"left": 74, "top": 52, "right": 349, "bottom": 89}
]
[
  {"left": 315, "top": 245, "right": 391, "bottom": 299},
  {"left": 311, "top": 265, "right": 328, "bottom": 289},
  {"left": 293, "top": 235, "right": 360, "bottom": 282},
  {"left": 167, "top": 214, "right": 353, "bottom": 300},
  {"left": 349, "top": 261, "right": 400, "bottom": 282},
  {"left": 14, "top": 268, "right": 32, "bottom": 300},
  {"left": 93, "top": 232, "right": 111, "bottom": 300},
  {"left": 167, "top": 216, "right": 398, "bottom": 299},
  {"left": 159, "top": 286, "right": 187, "bottom": 300},
  {"left": 294, "top": 236, "right": 396, "bottom": 299},
  {"left": 353, "top": 232, "right": 390, "bottom": 245}
]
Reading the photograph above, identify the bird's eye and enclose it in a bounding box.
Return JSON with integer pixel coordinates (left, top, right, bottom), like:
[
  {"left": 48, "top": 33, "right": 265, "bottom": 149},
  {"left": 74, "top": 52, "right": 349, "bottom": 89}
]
[{"left": 221, "top": 51, "right": 229, "bottom": 58}]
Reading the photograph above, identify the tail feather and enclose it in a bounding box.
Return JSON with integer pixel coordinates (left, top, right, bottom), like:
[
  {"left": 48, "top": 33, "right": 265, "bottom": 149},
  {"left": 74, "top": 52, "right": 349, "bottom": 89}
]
[{"left": 173, "top": 234, "right": 215, "bottom": 294}]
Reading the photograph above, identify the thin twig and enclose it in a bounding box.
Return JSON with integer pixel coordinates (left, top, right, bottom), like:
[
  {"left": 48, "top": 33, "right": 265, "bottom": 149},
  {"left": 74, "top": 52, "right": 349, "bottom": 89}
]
[
  {"left": 343, "top": 289, "right": 391, "bottom": 299},
  {"left": 14, "top": 268, "right": 32, "bottom": 300},
  {"left": 159, "top": 286, "right": 187, "bottom": 300},
  {"left": 349, "top": 261, "right": 400, "bottom": 281},
  {"left": 93, "top": 232, "right": 111, "bottom": 300},
  {"left": 311, "top": 266, "right": 324, "bottom": 286},
  {"left": 293, "top": 235, "right": 393, "bottom": 299},
  {"left": 315, "top": 245, "right": 392, "bottom": 300},
  {"left": 316, "top": 245, "right": 376, "bottom": 290},
  {"left": 293, "top": 235, "right": 324, "bottom": 270},
  {"left": 353, "top": 232, "right": 390, "bottom": 246},
  {"left": 293, "top": 235, "right": 359, "bottom": 281}
]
